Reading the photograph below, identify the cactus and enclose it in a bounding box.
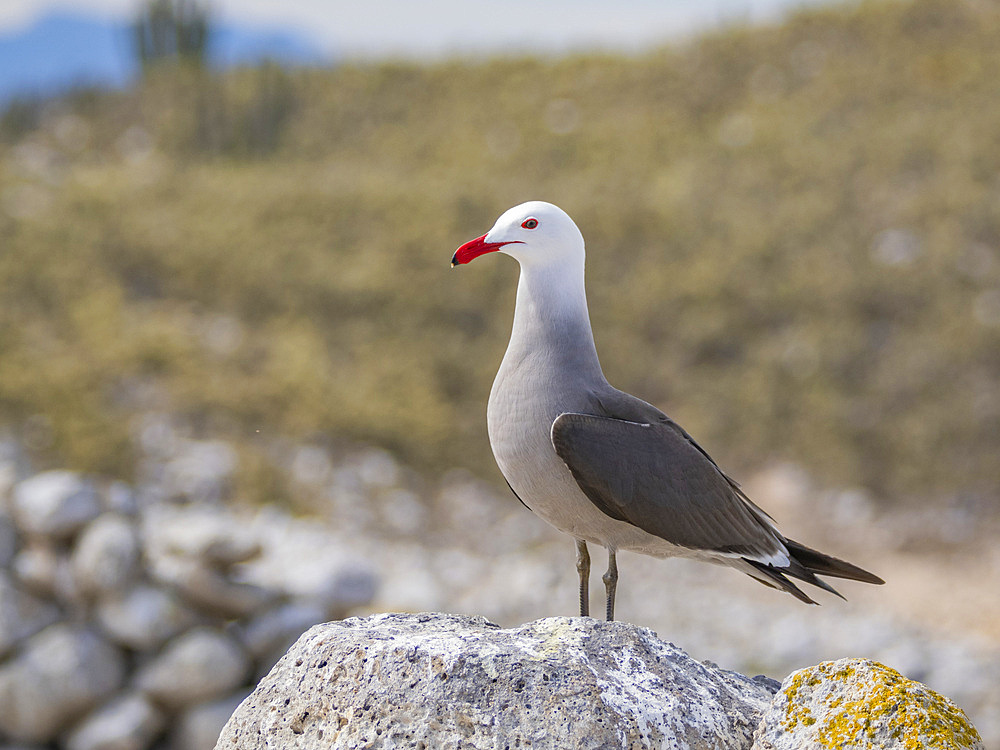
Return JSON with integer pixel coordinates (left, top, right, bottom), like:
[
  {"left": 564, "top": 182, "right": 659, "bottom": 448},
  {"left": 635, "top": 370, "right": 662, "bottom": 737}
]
[{"left": 133, "top": 0, "right": 210, "bottom": 70}]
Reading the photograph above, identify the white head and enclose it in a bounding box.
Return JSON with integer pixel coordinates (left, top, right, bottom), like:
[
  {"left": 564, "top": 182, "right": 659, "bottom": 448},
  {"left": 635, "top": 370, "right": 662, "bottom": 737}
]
[{"left": 452, "top": 201, "right": 585, "bottom": 271}]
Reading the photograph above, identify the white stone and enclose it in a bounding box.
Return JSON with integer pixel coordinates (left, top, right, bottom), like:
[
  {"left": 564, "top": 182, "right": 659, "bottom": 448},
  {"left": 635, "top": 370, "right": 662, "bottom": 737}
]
[
  {"left": 11, "top": 542, "right": 60, "bottom": 596},
  {"left": 0, "top": 625, "right": 126, "bottom": 743},
  {"left": 216, "top": 613, "right": 776, "bottom": 750},
  {"left": 65, "top": 692, "right": 165, "bottom": 750},
  {"left": 144, "top": 505, "right": 260, "bottom": 568},
  {"left": 136, "top": 628, "right": 250, "bottom": 710},
  {"left": 12, "top": 471, "right": 101, "bottom": 539},
  {"left": 96, "top": 585, "right": 196, "bottom": 651},
  {"left": 169, "top": 691, "right": 248, "bottom": 750},
  {"left": 71, "top": 514, "right": 141, "bottom": 596}
]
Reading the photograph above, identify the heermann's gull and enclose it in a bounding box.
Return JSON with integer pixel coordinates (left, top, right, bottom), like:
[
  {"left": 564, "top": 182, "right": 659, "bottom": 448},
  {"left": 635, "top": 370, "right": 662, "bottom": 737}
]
[{"left": 452, "top": 201, "right": 883, "bottom": 621}]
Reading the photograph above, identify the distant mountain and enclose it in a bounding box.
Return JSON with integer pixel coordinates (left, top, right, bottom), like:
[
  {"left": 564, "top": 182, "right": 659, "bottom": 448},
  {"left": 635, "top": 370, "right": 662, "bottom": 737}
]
[{"left": 0, "top": 10, "right": 330, "bottom": 104}]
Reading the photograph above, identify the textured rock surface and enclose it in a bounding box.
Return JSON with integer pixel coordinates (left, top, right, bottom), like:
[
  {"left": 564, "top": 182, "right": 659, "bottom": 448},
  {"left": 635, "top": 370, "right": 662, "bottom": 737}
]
[
  {"left": 0, "top": 625, "right": 125, "bottom": 742},
  {"left": 217, "top": 613, "right": 777, "bottom": 750},
  {"left": 752, "top": 657, "right": 985, "bottom": 750}
]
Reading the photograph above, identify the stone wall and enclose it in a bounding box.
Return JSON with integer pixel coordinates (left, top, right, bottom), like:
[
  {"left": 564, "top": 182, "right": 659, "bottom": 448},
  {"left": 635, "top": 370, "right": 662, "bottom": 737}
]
[{"left": 0, "top": 468, "right": 376, "bottom": 750}]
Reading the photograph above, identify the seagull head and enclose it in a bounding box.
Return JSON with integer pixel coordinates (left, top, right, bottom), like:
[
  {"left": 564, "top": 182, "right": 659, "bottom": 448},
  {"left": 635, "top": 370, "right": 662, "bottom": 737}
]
[{"left": 452, "top": 201, "right": 585, "bottom": 270}]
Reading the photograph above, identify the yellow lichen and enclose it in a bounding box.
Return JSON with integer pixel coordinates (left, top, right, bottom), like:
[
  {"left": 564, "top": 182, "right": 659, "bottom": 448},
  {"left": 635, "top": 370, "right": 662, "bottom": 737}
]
[{"left": 778, "top": 659, "right": 982, "bottom": 750}]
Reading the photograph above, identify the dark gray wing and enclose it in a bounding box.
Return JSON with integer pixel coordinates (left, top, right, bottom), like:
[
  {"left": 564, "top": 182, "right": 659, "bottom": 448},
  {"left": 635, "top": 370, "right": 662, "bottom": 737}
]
[{"left": 550, "top": 411, "right": 785, "bottom": 561}]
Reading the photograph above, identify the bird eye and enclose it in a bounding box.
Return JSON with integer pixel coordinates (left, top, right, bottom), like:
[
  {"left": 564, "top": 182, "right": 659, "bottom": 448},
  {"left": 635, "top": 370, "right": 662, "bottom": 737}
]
[{"left": 521, "top": 218, "right": 538, "bottom": 229}]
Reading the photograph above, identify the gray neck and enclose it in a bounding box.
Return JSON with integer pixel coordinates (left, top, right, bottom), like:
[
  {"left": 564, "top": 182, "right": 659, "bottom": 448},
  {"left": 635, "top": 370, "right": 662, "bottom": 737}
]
[{"left": 507, "top": 262, "right": 604, "bottom": 381}]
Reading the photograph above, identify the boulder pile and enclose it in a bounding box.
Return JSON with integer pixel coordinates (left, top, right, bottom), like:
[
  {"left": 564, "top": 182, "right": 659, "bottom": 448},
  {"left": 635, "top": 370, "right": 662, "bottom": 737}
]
[{"left": 0, "top": 469, "right": 377, "bottom": 750}]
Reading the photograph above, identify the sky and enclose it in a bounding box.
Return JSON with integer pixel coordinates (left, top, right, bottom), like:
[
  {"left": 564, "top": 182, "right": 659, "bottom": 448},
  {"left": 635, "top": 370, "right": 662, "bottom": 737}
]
[{"left": 0, "top": 0, "right": 839, "bottom": 58}]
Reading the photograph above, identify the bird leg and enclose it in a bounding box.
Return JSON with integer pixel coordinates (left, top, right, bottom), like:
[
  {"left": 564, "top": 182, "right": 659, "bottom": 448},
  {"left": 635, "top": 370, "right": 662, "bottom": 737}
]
[
  {"left": 575, "top": 539, "right": 590, "bottom": 617},
  {"left": 603, "top": 550, "right": 618, "bottom": 621}
]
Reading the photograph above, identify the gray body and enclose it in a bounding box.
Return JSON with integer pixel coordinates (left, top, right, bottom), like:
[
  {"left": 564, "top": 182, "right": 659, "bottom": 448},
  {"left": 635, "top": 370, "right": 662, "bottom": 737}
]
[{"left": 486, "top": 260, "right": 785, "bottom": 570}]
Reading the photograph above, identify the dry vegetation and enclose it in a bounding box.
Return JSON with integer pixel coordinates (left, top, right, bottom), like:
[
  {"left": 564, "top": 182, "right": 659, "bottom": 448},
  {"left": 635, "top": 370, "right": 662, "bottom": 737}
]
[{"left": 1, "top": 0, "right": 999, "bottom": 513}]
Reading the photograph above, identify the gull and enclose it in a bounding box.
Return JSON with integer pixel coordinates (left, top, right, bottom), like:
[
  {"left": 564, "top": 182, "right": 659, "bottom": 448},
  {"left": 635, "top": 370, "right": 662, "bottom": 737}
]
[{"left": 452, "top": 201, "right": 883, "bottom": 621}]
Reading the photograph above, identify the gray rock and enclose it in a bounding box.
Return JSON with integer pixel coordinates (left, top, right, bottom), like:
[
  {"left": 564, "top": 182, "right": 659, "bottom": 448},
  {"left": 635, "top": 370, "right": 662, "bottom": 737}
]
[
  {"left": 65, "top": 692, "right": 165, "bottom": 750},
  {"left": 237, "top": 601, "right": 327, "bottom": 661},
  {"left": 0, "top": 572, "right": 60, "bottom": 658},
  {"left": 12, "top": 470, "right": 101, "bottom": 538},
  {"left": 10, "top": 542, "right": 61, "bottom": 596},
  {"left": 145, "top": 506, "right": 260, "bottom": 568},
  {"left": 12, "top": 542, "right": 81, "bottom": 607},
  {"left": 104, "top": 481, "right": 138, "bottom": 516},
  {"left": 751, "top": 657, "right": 985, "bottom": 750},
  {"left": 0, "top": 509, "right": 17, "bottom": 567},
  {"left": 317, "top": 565, "right": 378, "bottom": 619},
  {"left": 135, "top": 628, "right": 250, "bottom": 710},
  {"left": 71, "top": 514, "right": 141, "bottom": 596},
  {"left": 216, "top": 613, "right": 777, "bottom": 750},
  {"left": 0, "top": 624, "right": 126, "bottom": 743},
  {"left": 169, "top": 691, "right": 249, "bottom": 750},
  {"left": 96, "top": 585, "right": 197, "bottom": 651},
  {"left": 149, "top": 555, "right": 274, "bottom": 618}
]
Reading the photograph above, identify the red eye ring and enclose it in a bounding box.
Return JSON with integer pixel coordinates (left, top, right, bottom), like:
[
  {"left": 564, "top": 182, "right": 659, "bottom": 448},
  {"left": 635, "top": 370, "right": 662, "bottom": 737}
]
[{"left": 521, "top": 218, "right": 538, "bottom": 229}]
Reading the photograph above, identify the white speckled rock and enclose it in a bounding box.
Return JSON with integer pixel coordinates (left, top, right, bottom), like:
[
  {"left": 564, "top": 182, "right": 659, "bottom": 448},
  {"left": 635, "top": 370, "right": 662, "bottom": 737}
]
[
  {"left": 0, "top": 572, "right": 60, "bottom": 658},
  {"left": 12, "top": 471, "right": 101, "bottom": 539},
  {"left": 751, "top": 658, "right": 985, "bottom": 750},
  {"left": 135, "top": 628, "right": 250, "bottom": 710},
  {"left": 96, "top": 584, "right": 197, "bottom": 651},
  {"left": 0, "top": 625, "right": 126, "bottom": 743},
  {"left": 71, "top": 514, "right": 141, "bottom": 596},
  {"left": 216, "top": 613, "right": 777, "bottom": 750},
  {"left": 65, "top": 692, "right": 165, "bottom": 750}
]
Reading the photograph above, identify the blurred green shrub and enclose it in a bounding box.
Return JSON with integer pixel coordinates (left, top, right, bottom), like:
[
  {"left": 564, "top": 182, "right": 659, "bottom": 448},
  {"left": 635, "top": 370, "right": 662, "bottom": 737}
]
[{"left": 1, "top": 0, "right": 998, "bottom": 509}]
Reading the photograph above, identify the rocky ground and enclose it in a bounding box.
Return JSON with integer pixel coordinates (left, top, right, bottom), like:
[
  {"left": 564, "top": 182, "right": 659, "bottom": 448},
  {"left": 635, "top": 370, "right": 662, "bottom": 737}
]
[{"left": 1, "top": 418, "right": 998, "bottom": 749}]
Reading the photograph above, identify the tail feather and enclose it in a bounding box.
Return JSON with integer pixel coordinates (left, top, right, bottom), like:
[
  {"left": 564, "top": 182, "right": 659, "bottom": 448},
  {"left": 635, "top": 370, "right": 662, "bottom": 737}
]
[
  {"left": 785, "top": 539, "right": 885, "bottom": 585},
  {"left": 742, "top": 539, "right": 883, "bottom": 604}
]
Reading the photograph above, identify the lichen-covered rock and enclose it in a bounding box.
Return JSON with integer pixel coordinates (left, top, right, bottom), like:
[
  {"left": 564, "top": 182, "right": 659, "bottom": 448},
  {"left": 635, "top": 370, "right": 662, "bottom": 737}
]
[
  {"left": 0, "top": 625, "right": 126, "bottom": 742},
  {"left": 751, "top": 657, "right": 985, "bottom": 750},
  {"left": 12, "top": 471, "right": 101, "bottom": 539},
  {"left": 64, "top": 692, "right": 165, "bottom": 750},
  {"left": 216, "top": 613, "right": 777, "bottom": 750},
  {"left": 135, "top": 628, "right": 250, "bottom": 710}
]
